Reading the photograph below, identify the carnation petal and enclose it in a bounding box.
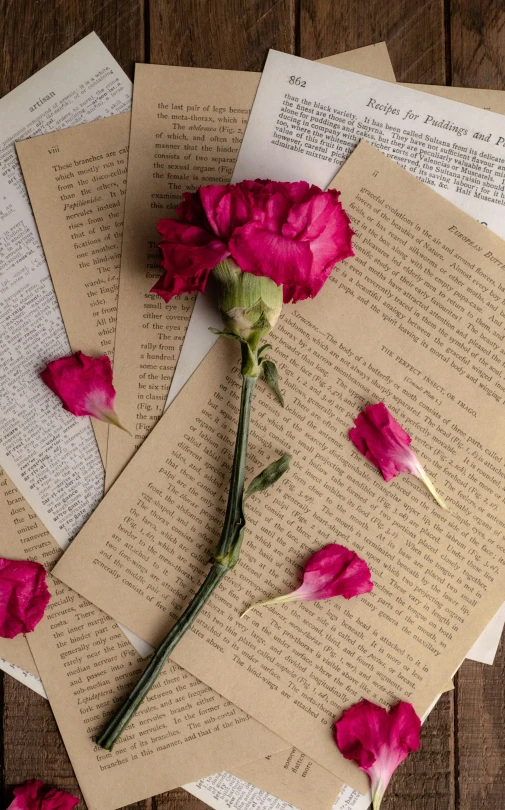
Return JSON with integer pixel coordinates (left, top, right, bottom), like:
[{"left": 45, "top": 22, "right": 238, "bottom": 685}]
[
  {"left": 229, "top": 222, "right": 313, "bottom": 286},
  {"left": 0, "top": 559, "right": 50, "bottom": 638},
  {"left": 335, "top": 700, "right": 421, "bottom": 810},
  {"left": 154, "top": 219, "right": 229, "bottom": 301},
  {"left": 40, "top": 352, "right": 125, "bottom": 428},
  {"left": 8, "top": 779, "right": 79, "bottom": 810},
  {"left": 349, "top": 403, "right": 447, "bottom": 508},
  {"left": 242, "top": 542, "right": 372, "bottom": 616}
]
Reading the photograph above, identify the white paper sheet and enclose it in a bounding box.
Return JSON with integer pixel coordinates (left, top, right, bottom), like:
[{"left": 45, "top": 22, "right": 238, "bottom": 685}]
[
  {"left": 0, "top": 32, "right": 130, "bottom": 546},
  {"left": 233, "top": 49, "right": 505, "bottom": 234}
]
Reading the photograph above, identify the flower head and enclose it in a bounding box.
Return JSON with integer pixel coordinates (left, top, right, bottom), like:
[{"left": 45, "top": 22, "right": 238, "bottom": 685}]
[
  {"left": 242, "top": 543, "right": 373, "bottom": 616},
  {"left": 153, "top": 180, "right": 354, "bottom": 304},
  {"left": 0, "top": 558, "right": 50, "bottom": 638},
  {"left": 349, "top": 403, "right": 447, "bottom": 509},
  {"left": 40, "top": 351, "right": 127, "bottom": 430},
  {"left": 8, "top": 780, "right": 79, "bottom": 810},
  {"left": 334, "top": 700, "right": 421, "bottom": 810}
]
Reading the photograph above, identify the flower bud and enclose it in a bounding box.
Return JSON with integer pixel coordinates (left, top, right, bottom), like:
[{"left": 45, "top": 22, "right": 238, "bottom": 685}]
[{"left": 212, "top": 259, "right": 283, "bottom": 347}]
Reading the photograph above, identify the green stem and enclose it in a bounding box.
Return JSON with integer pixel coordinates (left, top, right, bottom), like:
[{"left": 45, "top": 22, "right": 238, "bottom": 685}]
[
  {"left": 96, "top": 369, "right": 257, "bottom": 750},
  {"left": 215, "top": 371, "right": 257, "bottom": 563}
]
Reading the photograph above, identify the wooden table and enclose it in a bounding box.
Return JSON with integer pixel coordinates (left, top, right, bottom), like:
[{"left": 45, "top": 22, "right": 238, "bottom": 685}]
[{"left": 1, "top": 1, "right": 504, "bottom": 808}]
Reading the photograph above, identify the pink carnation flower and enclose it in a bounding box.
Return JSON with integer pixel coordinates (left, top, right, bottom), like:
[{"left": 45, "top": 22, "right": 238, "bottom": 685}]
[
  {"left": 242, "top": 543, "right": 372, "bottom": 616},
  {"left": 40, "top": 351, "right": 127, "bottom": 430},
  {"left": 349, "top": 402, "right": 447, "bottom": 509},
  {"left": 8, "top": 780, "right": 79, "bottom": 810},
  {"left": 335, "top": 700, "right": 421, "bottom": 810},
  {"left": 153, "top": 180, "right": 354, "bottom": 304},
  {"left": 0, "top": 558, "right": 50, "bottom": 638}
]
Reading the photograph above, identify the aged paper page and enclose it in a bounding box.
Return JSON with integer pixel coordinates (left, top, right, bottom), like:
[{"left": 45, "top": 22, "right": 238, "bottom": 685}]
[
  {"left": 0, "top": 635, "right": 38, "bottom": 676},
  {"left": 0, "top": 33, "right": 131, "bottom": 546},
  {"left": 106, "top": 45, "right": 396, "bottom": 489},
  {"left": 0, "top": 467, "right": 288, "bottom": 810},
  {"left": 55, "top": 142, "right": 505, "bottom": 789},
  {"left": 16, "top": 112, "right": 131, "bottom": 462}
]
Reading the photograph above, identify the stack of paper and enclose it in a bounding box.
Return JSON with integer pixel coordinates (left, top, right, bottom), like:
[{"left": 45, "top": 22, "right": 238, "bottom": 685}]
[{"left": 2, "top": 30, "right": 505, "bottom": 810}]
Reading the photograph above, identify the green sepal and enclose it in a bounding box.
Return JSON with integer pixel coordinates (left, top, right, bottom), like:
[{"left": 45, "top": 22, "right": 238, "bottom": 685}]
[
  {"left": 245, "top": 453, "right": 291, "bottom": 501},
  {"left": 208, "top": 327, "right": 247, "bottom": 344},
  {"left": 261, "top": 359, "right": 284, "bottom": 406},
  {"left": 257, "top": 343, "right": 273, "bottom": 358}
]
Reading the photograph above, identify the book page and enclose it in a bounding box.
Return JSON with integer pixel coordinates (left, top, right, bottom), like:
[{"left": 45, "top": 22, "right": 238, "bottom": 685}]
[
  {"left": 55, "top": 141, "right": 505, "bottom": 790},
  {"left": 16, "top": 112, "right": 131, "bottom": 462},
  {"left": 233, "top": 49, "right": 505, "bottom": 237},
  {"left": 0, "top": 467, "right": 289, "bottom": 810},
  {"left": 169, "top": 75, "right": 505, "bottom": 666},
  {"left": 105, "top": 45, "right": 396, "bottom": 489},
  {"left": 0, "top": 33, "right": 131, "bottom": 546}
]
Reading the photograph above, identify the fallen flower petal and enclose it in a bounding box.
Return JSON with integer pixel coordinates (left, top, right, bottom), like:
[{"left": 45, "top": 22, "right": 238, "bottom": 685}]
[
  {"left": 40, "top": 351, "right": 128, "bottom": 430},
  {"left": 334, "top": 699, "right": 421, "bottom": 810},
  {"left": 0, "top": 558, "right": 50, "bottom": 638},
  {"left": 349, "top": 402, "right": 447, "bottom": 509},
  {"left": 8, "top": 779, "right": 79, "bottom": 810},
  {"left": 242, "top": 543, "right": 373, "bottom": 616}
]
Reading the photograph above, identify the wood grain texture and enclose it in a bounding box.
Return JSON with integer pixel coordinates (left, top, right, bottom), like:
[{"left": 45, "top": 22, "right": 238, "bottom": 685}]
[
  {"left": 149, "top": 0, "right": 295, "bottom": 69},
  {"left": 299, "top": 0, "right": 447, "bottom": 83},
  {"left": 1, "top": 1, "right": 505, "bottom": 809},
  {"left": 450, "top": 0, "right": 505, "bottom": 87},
  {"left": 0, "top": 0, "right": 144, "bottom": 96}
]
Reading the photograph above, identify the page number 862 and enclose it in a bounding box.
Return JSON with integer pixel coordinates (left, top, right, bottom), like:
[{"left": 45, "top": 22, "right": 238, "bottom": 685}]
[{"left": 288, "top": 75, "right": 306, "bottom": 87}]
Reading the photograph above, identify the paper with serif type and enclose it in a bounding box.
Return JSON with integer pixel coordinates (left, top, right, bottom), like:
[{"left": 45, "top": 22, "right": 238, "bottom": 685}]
[
  {"left": 55, "top": 140, "right": 505, "bottom": 791},
  {"left": 16, "top": 112, "right": 132, "bottom": 462},
  {"left": 105, "top": 44, "right": 397, "bottom": 490}
]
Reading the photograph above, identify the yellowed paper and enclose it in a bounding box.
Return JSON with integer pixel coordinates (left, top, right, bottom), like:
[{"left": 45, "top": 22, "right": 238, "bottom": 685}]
[
  {"left": 16, "top": 113, "right": 131, "bottom": 462},
  {"left": 232, "top": 750, "right": 343, "bottom": 810},
  {"left": 55, "top": 141, "right": 505, "bottom": 791},
  {"left": 12, "top": 45, "right": 395, "bottom": 810},
  {"left": 105, "top": 45, "right": 396, "bottom": 489},
  {"left": 0, "top": 466, "right": 289, "bottom": 810},
  {"left": 0, "top": 635, "right": 39, "bottom": 676}
]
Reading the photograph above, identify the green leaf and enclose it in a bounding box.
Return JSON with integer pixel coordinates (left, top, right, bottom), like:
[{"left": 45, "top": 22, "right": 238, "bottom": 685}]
[
  {"left": 261, "top": 359, "right": 284, "bottom": 406},
  {"left": 257, "top": 343, "right": 273, "bottom": 358},
  {"left": 208, "top": 327, "right": 247, "bottom": 344},
  {"left": 245, "top": 453, "right": 291, "bottom": 501}
]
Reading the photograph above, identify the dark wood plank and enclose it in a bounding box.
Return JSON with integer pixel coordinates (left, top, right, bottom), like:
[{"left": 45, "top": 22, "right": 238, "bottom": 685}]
[
  {"left": 0, "top": 0, "right": 144, "bottom": 96},
  {"left": 154, "top": 789, "right": 207, "bottom": 810},
  {"left": 300, "top": 0, "right": 447, "bottom": 83},
  {"left": 450, "top": 0, "right": 505, "bottom": 87},
  {"left": 448, "top": 12, "right": 505, "bottom": 810},
  {"left": 383, "top": 690, "right": 455, "bottom": 810},
  {"left": 149, "top": 0, "right": 295, "bottom": 70},
  {"left": 454, "top": 639, "right": 505, "bottom": 808},
  {"left": 1, "top": 676, "right": 84, "bottom": 806}
]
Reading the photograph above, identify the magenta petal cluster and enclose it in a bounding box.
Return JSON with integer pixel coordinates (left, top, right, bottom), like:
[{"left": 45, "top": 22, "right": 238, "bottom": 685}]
[
  {"left": 0, "top": 558, "right": 50, "bottom": 638},
  {"left": 40, "top": 351, "right": 126, "bottom": 430},
  {"left": 153, "top": 180, "right": 354, "bottom": 304},
  {"left": 8, "top": 780, "right": 79, "bottom": 810},
  {"left": 349, "top": 402, "right": 447, "bottom": 509},
  {"left": 242, "top": 543, "right": 373, "bottom": 616},
  {"left": 334, "top": 700, "right": 421, "bottom": 810}
]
